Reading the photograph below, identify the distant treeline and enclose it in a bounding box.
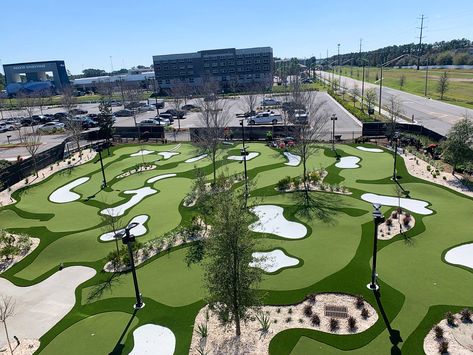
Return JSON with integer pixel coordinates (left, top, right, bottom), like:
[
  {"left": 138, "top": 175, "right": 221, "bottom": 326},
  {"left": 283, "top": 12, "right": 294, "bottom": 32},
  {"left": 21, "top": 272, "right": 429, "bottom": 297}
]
[{"left": 275, "top": 38, "right": 473, "bottom": 76}]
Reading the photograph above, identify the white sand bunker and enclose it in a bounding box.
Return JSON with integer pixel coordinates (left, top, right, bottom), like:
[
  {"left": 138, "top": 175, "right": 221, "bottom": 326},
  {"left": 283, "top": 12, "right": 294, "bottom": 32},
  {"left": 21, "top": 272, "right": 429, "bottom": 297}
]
[
  {"left": 157, "top": 152, "right": 179, "bottom": 160},
  {"left": 185, "top": 154, "right": 208, "bottom": 163},
  {"left": 130, "top": 150, "right": 155, "bottom": 157},
  {"left": 335, "top": 156, "right": 360, "bottom": 169},
  {"left": 356, "top": 146, "right": 383, "bottom": 153},
  {"left": 147, "top": 173, "right": 176, "bottom": 183},
  {"left": 361, "top": 193, "right": 433, "bottom": 215},
  {"left": 101, "top": 187, "right": 157, "bottom": 217},
  {"left": 129, "top": 324, "right": 176, "bottom": 355},
  {"left": 284, "top": 152, "right": 301, "bottom": 166},
  {"left": 0, "top": 266, "right": 95, "bottom": 349},
  {"left": 228, "top": 152, "right": 259, "bottom": 161},
  {"left": 249, "top": 205, "right": 307, "bottom": 239},
  {"left": 99, "top": 215, "right": 148, "bottom": 241},
  {"left": 49, "top": 177, "right": 90, "bottom": 203},
  {"left": 250, "top": 249, "right": 299, "bottom": 272},
  {"left": 445, "top": 243, "right": 473, "bottom": 270}
]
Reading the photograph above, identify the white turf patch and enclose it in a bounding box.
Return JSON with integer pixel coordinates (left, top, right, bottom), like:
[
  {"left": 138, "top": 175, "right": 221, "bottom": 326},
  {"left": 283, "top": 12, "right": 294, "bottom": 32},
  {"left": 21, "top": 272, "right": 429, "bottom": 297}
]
[
  {"left": 445, "top": 244, "right": 473, "bottom": 270},
  {"left": 335, "top": 156, "right": 360, "bottom": 169},
  {"left": 100, "top": 187, "right": 157, "bottom": 217},
  {"left": 147, "top": 174, "right": 177, "bottom": 184},
  {"left": 49, "top": 177, "right": 90, "bottom": 203},
  {"left": 99, "top": 215, "right": 149, "bottom": 241},
  {"left": 283, "top": 152, "right": 301, "bottom": 166},
  {"left": 157, "top": 152, "right": 179, "bottom": 160},
  {"left": 361, "top": 193, "right": 433, "bottom": 215},
  {"left": 130, "top": 150, "right": 155, "bottom": 157},
  {"left": 249, "top": 205, "right": 307, "bottom": 239},
  {"left": 227, "top": 152, "right": 259, "bottom": 161},
  {"left": 169, "top": 143, "right": 181, "bottom": 152},
  {"left": 185, "top": 154, "right": 208, "bottom": 163},
  {"left": 356, "top": 146, "right": 383, "bottom": 153},
  {"left": 129, "top": 324, "right": 176, "bottom": 355},
  {"left": 250, "top": 249, "right": 299, "bottom": 272},
  {"left": 0, "top": 267, "right": 95, "bottom": 349}
]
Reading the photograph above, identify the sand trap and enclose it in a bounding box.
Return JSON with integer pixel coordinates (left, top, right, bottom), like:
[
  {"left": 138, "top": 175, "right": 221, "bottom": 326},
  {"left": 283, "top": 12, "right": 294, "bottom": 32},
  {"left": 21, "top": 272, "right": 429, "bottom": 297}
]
[
  {"left": 99, "top": 215, "right": 149, "bottom": 242},
  {"left": 185, "top": 154, "right": 208, "bottom": 163},
  {"left": 49, "top": 177, "right": 90, "bottom": 203},
  {"left": 356, "top": 146, "right": 383, "bottom": 153},
  {"left": 0, "top": 266, "right": 95, "bottom": 349},
  {"left": 130, "top": 150, "right": 155, "bottom": 157},
  {"left": 169, "top": 143, "right": 181, "bottom": 151},
  {"left": 129, "top": 324, "right": 176, "bottom": 355},
  {"left": 158, "top": 152, "right": 179, "bottom": 160},
  {"left": 250, "top": 249, "right": 299, "bottom": 272},
  {"left": 361, "top": 193, "right": 433, "bottom": 215},
  {"left": 101, "top": 187, "right": 157, "bottom": 217},
  {"left": 227, "top": 152, "right": 259, "bottom": 161},
  {"left": 284, "top": 152, "right": 301, "bottom": 166},
  {"left": 249, "top": 205, "right": 307, "bottom": 239},
  {"left": 445, "top": 243, "right": 473, "bottom": 270},
  {"left": 335, "top": 156, "right": 360, "bottom": 169},
  {"left": 147, "top": 173, "right": 176, "bottom": 184}
]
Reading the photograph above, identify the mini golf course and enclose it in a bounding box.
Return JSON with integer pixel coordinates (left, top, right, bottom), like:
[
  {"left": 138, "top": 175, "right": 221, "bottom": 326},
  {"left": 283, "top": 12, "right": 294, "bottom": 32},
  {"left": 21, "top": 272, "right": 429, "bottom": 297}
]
[{"left": 0, "top": 141, "right": 472, "bottom": 354}]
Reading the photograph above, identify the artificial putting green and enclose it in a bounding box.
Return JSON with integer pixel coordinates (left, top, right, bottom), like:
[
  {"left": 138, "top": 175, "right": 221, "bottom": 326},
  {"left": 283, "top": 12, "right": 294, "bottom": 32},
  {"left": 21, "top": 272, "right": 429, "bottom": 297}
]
[{"left": 0, "top": 142, "right": 472, "bottom": 355}]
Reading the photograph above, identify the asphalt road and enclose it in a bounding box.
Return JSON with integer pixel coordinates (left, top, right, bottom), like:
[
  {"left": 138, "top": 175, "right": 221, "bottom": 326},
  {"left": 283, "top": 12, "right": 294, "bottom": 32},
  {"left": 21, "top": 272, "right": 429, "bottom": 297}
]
[
  {"left": 319, "top": 70, "right": 473, "bottom": 136},
  {"left": 0, "top": 92, "right": 362, "bottom": 159}
]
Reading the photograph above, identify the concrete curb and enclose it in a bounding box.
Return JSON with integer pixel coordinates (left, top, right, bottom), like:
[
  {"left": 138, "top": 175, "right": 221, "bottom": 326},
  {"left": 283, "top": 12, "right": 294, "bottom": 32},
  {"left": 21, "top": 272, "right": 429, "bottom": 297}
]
[{"left": 325, "top": 93, "right": 363, "bottom": 127}]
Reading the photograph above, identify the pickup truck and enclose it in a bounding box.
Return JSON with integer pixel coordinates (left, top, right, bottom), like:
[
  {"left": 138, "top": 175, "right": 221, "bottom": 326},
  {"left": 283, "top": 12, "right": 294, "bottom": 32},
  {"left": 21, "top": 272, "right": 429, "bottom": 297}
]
[{"left": 246, "top": 111, "right": 282, "bottom": 125}]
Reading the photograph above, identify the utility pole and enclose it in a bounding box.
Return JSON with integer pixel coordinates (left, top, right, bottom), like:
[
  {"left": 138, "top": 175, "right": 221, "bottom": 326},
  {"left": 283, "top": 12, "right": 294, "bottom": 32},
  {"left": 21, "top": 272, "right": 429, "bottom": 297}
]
[
  {"left": 337, "top": 44, "right": 341, "bottom": 86},
  {"left": 360, "top": 38, "right": 366, "bottom": 111},
  {"left": 416, "top": 14, "right": 425, "bottom": 70}
]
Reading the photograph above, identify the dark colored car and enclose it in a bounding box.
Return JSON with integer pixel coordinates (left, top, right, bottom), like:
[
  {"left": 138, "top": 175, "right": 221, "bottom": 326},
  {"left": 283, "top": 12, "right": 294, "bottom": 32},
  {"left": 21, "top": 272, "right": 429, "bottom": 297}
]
[
  {"left": 70, "top": 108, "right": 88, "bottom": 115},
  {"left": 54, "top": 112, "right": 69, "bottom": 120},
  {"left": 114, "top": 109, "right": 134, "bottom": 117},
  {"left": 181, "top": 104, "right": 200, "bottom": 111}
]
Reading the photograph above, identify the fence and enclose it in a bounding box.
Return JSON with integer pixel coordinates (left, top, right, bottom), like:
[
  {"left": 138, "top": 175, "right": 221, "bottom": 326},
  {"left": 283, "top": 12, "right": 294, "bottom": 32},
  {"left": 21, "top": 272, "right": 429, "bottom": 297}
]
[
  {"left": 86, "top": 126, "right": 165, "bottom": 141},
  {"left": 361, "top": 122, "right": 445, "bottom": 141}
]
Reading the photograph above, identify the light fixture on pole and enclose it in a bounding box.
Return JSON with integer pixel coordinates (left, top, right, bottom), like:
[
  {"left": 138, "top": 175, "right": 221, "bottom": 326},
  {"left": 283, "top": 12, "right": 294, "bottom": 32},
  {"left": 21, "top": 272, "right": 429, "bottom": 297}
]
[
  {"left": 94, "top": 144, "right": 107, "bottom": 189},
  {"left": 367, "top": 203, "right": 385, "bottom": 291},
  {"left": 115, "top": 222, "right": 145, "bottom": 309},
  {"left": 330, "top": 114, "right": 337, "bottom": 152}
]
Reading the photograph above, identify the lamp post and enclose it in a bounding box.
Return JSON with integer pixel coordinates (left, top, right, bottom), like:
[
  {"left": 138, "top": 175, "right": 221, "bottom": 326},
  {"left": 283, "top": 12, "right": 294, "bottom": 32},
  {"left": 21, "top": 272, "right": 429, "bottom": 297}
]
[
  {"left": 240, "top": 119, "right": 249, "bottom": 206},
  {"left": 330, "top": 114, "right": 337, "bottom": 152},
  {"left": 392, "top": 132, "right": 400, "bottom": 181},
  {"left": 115, "top": 222, "right": 145, "bottom": 309},
  {"left": 95, "top": 144, "right": 107, "bottom": 188},
  {"left": 367, "top": 203, "right": 385, "bottom": 291}
]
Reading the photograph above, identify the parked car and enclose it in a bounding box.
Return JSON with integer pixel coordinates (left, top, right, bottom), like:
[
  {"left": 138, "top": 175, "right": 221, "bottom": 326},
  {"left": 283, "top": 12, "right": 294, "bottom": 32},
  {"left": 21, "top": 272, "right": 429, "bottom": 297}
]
[
  {"left": 20, "top": 117, "right": 40, "bottom": 126},
  {"left": 114, "top": 109, "right": 134, "bottom": 117},
  {"left": 181, "top": 104, "right": 200, "bottom": 111},
  {"left": 70, "top": 108, "right": 88, "bottom": 115},
  {"left": 37, "top": 122, "right": 65, "bottom": 133},
  {"left": 149, "top": 99, "right": 165, "bottom": 109},
  {"left": 246, "top": 111, "right": 282, "bottom": 125},
  {"left": 292, "top": 109, "right": 308, "bottom": 124},
  {"left": 139, "top": 118, "right": 170, "bottom": 126},
  {"left": 0, "top": 124, "right": 9, "bottom": 133},
  {"left": 124, "top": 102, "right": 146, "bottom": 110},
  {"left": 163, "top": 109, "right": 185, "bottom": 118},
  {"left": 108, "top": 100, "right": 122, "bottom": 107},
  {"left": 137, "top": 105, "right": 155, "bottom": 113},
  {"left": 54, "top": 112, "right": 69, "bottom": 121},
  {"left": 157, "top": 113, "right": 174, "bottom": 122},
  {"left": 3, "top": 119, "right": 21, "bottom": 129},
  {"left": 261, "top": 98, "right": 281, "bottom": 106}
]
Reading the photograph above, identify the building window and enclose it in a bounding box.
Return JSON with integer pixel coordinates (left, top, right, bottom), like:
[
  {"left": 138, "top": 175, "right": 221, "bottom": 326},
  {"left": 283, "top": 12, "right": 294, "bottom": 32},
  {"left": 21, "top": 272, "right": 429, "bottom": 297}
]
[
  {"left": 228, "top": 68, "right": 235, "bottom": 73},
  {"left": 255, "top": 66, "right": 260, "bottom": 71},
  {"left": 179, "top": 65, "right": 185, "bottom": 69},
  {"left": 189, "top": 77, "right": 194, "bottom": 83},
  {"left": 188, "top": 71, "right": 193, "bottom": 75},
  {"left": 237, "top": 60, "right": 243, "bottom": 65},
  {"left": 237, "top": 67, "right": 242, "bottom": 72},
  {"left": 245, "top": 67, "right": 251, "bottom": 72},
  {"left": 204, "top": 63, "right": 210, "bottom": 68},
  {"left": 255, "top": 74, "right": 260, "bottom": 79},
  {"left": 228, "top": 61, "right": 234, "bottom": 65},
  {"left": 245, "top": 59, "right": 251, "bottom": 64},
  {"left": 163, "top": 66, "right": 168, "bottom": 70},
  {"left": 212, "top": 62, "right": 218, "bottom": 67},
  {"left": 220, "top": 61, "right": 225, "bottom": 66},
  {"left": 263, "top": 59, "right": 269, "bottom": 63},
  {"left": 212, "top": 69, "right": 218, "bottom": 74},
  {"left": 239, "top": 75, "right": 244, "bottom": 80},
  {"left": 173, "top": 65, "right": 177, "bottom": 69},
  {"left": 157, "top": 80, "right": 163, "bottom": 85},
  {"left": 255, "top": 59, "right": 261, "bottom": 64},
  {"left": 187, "top": 64, "right": 193, "bottom": 69},
  {"left": 165, "top": 79, "right": 170, "bottom": 84}
]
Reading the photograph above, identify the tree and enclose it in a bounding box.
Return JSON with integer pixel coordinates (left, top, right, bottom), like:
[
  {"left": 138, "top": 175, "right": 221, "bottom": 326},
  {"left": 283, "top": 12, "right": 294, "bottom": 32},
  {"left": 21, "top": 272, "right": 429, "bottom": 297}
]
[
  {"left": 351, "top": 84, "right": 360, "bottom": 108},
  {"left": 442, "top": 116, "right": 473, "bottom": 172},
  {"left": 0, "top": 295, "right": 15, "bottom": 355},
  {"left": 97, "top": 99, "right": 115, "bottom": 141},
  {"left": 203, "top": 188, "right": 262, "bottom": 337},
  {"left": 82, "top": 68, "right": 107, "bottom": 77},
  {"left": 101, "top": 214, "right": 125, "bottom": 268},
  {"left": 62, "top": 87, "right": 83, "bottom": 156},
  {"left": 239, "top": 85, "right": 261, "bottom": 116},
  {"left": 195, "top": 82, "right": 230, "bottom": 184},
  {"left": 16, "top": 92, "right": 37, "bottom": 119},
  {"left": 17, "top": 125, "right": 41, "bottom": 176},
  {"left": 384, "top": 95, "right": 403, "bottom": 141},
  {"left": 365, "top": 88, "right": 378, "bottom": 113},
  {"left": 399, "top": 74, "right": 406, "bottom": 90},
  {"left": 437, "top": 71, "right": 449, "bottom": 100},
  {"left": 169, "top": 84, "right": 185, "bottom": 131}
]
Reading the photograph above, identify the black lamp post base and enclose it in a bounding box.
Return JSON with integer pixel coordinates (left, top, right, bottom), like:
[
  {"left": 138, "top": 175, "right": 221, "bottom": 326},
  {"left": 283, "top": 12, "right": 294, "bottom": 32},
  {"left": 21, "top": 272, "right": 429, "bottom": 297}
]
[
  {"left": 367, "top": 283, "right": 379, "bottom": 291},
  {"left": 134, "top": 302, "right": 145, "bottom": 310}
]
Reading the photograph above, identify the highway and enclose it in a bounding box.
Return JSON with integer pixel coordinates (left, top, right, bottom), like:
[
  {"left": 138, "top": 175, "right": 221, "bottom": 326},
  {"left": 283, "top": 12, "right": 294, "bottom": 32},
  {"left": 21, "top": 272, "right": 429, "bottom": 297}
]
[{"left": 318, "top": 70, "right": 473, "bottom": 136}]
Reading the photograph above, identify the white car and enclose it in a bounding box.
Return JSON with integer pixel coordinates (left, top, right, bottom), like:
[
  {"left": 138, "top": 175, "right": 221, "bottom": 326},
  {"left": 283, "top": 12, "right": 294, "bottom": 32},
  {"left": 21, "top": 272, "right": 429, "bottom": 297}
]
[
  {"left": 261, "top": 98, "right": 281, "bottom": 106},
  {"left": 247, "top": 112, "right": 282, "bottom": 125},
  {"left": 38, "top": 122, "right": 65, "bottom": 132},
  {"left": 137, "top": 105, "right": 155, "bottom": 113},
  {"left": 138, "top": 118, "right": 170, "bottom": 127}
]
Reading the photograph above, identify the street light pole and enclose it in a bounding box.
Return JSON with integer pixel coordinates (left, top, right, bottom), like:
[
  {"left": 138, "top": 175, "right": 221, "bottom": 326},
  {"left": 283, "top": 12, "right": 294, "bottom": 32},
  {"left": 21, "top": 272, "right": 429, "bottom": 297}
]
[
  {"left": 392, "top": 132, "right": 400, "bottom": 181},
  {"left": 367, "top": 204, "right": 385, "bottom": 291},
  {"left": 331, "top": 114, "right": 337, "bottom": 152},
  {"left": 120, "top": 222, "right": 144, "bottom": 309},
  {"left": 240, "top": 119, "right": 249, "bottom": 206},
  {"left": 95, "top": 145, "right": 107, "bottom": 188}
]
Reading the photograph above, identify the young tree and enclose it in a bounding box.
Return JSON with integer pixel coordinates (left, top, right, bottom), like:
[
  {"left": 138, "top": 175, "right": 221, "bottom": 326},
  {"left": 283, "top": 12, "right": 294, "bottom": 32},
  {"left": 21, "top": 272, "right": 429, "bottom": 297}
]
[
  {"left": 203, "top": 188, "right": 262, "bottom": 337},
  {"left": 384, "top": 95, "right": 403, "bottom": 142},
  {"left": 399, "top": 74, "right": 406, "bottom": 90},
  {"left": 351, "top": 84, "right": 360, "bottom": 108},
  {"left": 0, "top": 295, "right": 15, "bottom": 355},
  {"left": 101, "top": 214, "right": 125, "bottom": 267},
  {"left": 96, "top": 99, "right": 115, "bottom": 142},
  {"left": 437, "top": 71, "right": 449, "bottom": 100},
  {"left": 195, "top": 83, "right": 230, "bottom": 184},
  {"left": 169, "top": 85, "right": 185, "bottom": 131},
  {"left": 365, "top": 88, "right": 378, "bottom": 113},
  {"left": 16, "top": 92, "right": 37, "bottom": 120},
  {"left": 17, "top": 125, "right": 41, "bottom": 176},
  {"left": 239, "top": 84, "right": 261, "bottom": 116},
  {"left": 442, "top": 116, "right": 473, "bottom": 173}
]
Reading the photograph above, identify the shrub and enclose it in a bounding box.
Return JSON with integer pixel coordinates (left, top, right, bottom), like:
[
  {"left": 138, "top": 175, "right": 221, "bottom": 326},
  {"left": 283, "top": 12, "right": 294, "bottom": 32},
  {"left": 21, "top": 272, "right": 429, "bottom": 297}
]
[
  {"left": 292, "top": 176, "right": 302, "bottom": 187},
  {"left": 460, "top": 308, "right": 472, "bottom": 322},
  {"left": 445, "top": 311, "right": 455, "bottom": 326},
  {"left": 403, "top": 215, "right": 412, "bottom": 226},
  {"left": 347, "top": 316, "right": 357, "bottom": 331},
  {"left": 329, "top": 318, "right": 339, "bottom": 331},
  {"left": 288, "top": 308, "right": 293, "bottom": 315},
  {"left": 391, "top": 211, "right": 398, "bottom": 219},
  {"left": 311, "top": 314, "right": 320, "bottom": 326},
  {"left": 285, "top": 317, "right": 292, "bottom": 323},
  {"left": 443, "top": 176, "right": 447, "bottom": 180},
  {"left": 276, "top": 308, "right": 281, "bottom": 314},
  {"left": 299, "top": 318, "right": 304, "bottom": 323},
  {"left": 438, "top": 340, "right": 448, "bottom": 354},
  {"left": 276, "top": 176, "right": 292, "bottom": 190},
  {"left": 433, "top": 325, "right": 444, "bottom": 339},
  {"left": 306, "top": 293, "right": 316, "bottom": 304},
  {"left": 308, "top": 171, "right": 320, "bottom": 183},
  {"left": 303, "top": 305, "right": 313, "bottom": 317},
  {"left": 361, "top": 308, "right": 369, "bottom": 319},
  {"left": 195, "top": 322, "right": 208, "bottom": 338},
  {"left": 427, "top": 165, "right": 431, "bottom": 171},
  {"left": 355, "top": 295, "right": 365, "bottom": 309},
  {"left": 385, "top": 218, "right": 393, "bottom": 227},
  {"left": 256, "top": 312, "right": 271, "bottom": 333}
]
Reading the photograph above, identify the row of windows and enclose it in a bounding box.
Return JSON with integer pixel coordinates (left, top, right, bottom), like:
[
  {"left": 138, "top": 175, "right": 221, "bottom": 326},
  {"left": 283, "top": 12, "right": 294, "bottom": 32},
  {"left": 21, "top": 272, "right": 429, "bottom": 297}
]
[{"left": 157, "top": 73, "right": 269, "bottom": 85}]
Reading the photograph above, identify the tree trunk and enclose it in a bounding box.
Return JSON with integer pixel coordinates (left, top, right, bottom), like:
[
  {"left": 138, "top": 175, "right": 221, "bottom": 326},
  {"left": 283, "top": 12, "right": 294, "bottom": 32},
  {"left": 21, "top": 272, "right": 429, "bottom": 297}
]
[
  {"left": 212, "top": 155, "right": 217, "bottom": 185},
  {"left": 3, "top": 322, "right": 13, "bottom": 355}
]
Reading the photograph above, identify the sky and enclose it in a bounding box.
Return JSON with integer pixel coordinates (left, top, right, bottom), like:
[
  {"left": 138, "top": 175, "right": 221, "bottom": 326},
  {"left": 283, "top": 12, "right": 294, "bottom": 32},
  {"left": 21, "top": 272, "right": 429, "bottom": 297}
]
[{"left": 1, "top": 0, "right": 472, "bottom": 74}]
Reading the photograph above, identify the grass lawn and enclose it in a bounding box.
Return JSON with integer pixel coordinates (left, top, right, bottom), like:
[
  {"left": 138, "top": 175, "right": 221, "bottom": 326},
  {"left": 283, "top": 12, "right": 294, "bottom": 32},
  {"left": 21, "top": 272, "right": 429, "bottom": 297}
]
[{"left": 0, "top": 141, "right": 472, "bottom": 354}]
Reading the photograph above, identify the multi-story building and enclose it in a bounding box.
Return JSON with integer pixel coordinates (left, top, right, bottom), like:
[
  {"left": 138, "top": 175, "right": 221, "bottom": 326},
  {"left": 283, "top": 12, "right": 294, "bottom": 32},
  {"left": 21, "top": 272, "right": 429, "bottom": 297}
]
[{"left": 152, "top": 47, "right": 273, "bottom": 92}]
